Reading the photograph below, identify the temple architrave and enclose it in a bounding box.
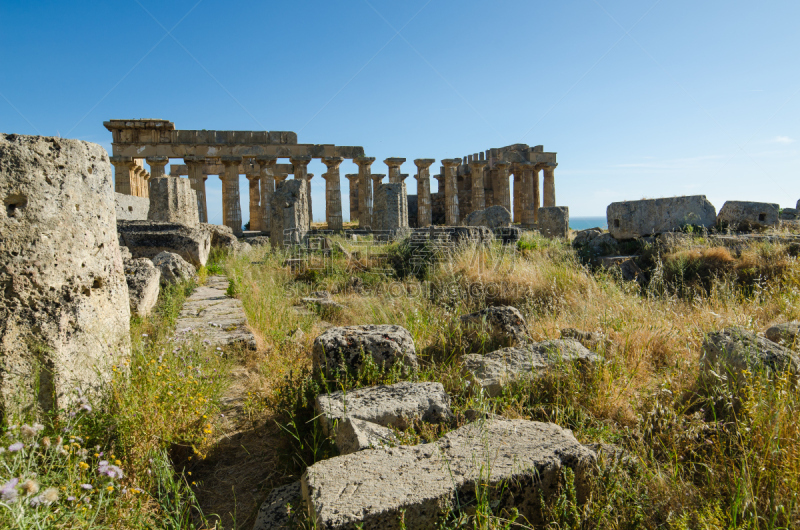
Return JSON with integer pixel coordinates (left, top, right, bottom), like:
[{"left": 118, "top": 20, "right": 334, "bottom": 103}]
[{"left": 105, "top": 120, "right": 558, "bottom": 232}]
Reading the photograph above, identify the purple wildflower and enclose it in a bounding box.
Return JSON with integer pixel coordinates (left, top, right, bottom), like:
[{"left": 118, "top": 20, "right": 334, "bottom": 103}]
[
  {"left": 0, "top": 478, "right": 19, "bottom": 502},
  {"left": 8, "top": 442, "right": 23, "bottom": 452},
  {"left": 81, "top": 484, "right": 93, "bottom": 490},
  {"left": 98, "top": 461, "right": 124, "bottom": 479}
]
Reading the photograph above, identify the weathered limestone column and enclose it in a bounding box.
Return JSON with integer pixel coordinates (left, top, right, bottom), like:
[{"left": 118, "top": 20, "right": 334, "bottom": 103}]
[
  {"left": 322, "top": 157, "right": 344, "bottom": 231},
  {"left": 384, "top": 158, "right": 406, "bottom": 184},
  {"left": 470, "top": 160, "right": 487, "bottom": 213},
  {"left": 291, "top": 155, "right": 313, "bottom": 222},
  {"left": 246, "top": 171, "right": 261, "bottom": 232},
  {"left": 543, "top": 164, "right": 556, "bottom": 207},
  {"left": 146, "top": 156, "right": 169, "bottom": 179},
  {"left": 345, "top": 174, "right": 359, "bottom": 223},
  {"left": 518, "top": 162, "right": 536, "bottom": 227},
  {"left": 532, "top": 166, "right": 542, "bottom": 222},
  {"left": 494, "top": 162, "right": 511, "bottom": 214},
  {"left": 135, "top": 166, "right": 150, "bottom": 198},
  {"left": 370, "top": 174, "right": 385, "bottom": 230},
  {"left": 184, "top": 156, "right": 208, "bottom": 223},
  {"left": 257, "top": 155, "right": 277, "bottom": 233},
  {"left": 442, "top": 159, "right": 461, "bottom": 226},
  {"left": 513, "top": 167, "right": 523, "bottom": 223},
  {"left": 414, "top": 159, "right": 435, "bottom": 227},
  {"left": 110, "top": 156, "right": 135, "bottom": 196},
  {"left": 130, "top": 166, "right": 141, "bottom": 197},
  {"left": 354, "top": 157, "right": 375, "bottom": 228},
  {"left": 221, "top": 156, "right": 243, "bottom": 236}
]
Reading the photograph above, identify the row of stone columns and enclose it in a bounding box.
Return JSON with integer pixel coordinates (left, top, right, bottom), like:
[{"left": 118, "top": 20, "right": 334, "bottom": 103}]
[{"left": 110, "top": 157, "right": 152, "bottom": 198}]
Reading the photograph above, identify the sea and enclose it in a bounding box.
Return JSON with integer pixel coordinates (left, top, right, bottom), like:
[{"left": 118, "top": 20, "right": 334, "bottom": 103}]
[{"left": 570, "top": 216, "right": 607, "bottom": 231}]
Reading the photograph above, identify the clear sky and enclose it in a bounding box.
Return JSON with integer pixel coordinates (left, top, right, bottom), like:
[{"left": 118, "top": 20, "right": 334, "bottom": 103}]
[{"left": 1, "top": 0, "right": 798, "bottom": 223}]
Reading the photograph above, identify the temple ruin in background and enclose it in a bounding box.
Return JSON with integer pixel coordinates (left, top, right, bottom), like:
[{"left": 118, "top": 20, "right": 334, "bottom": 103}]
[{"left": 105, "top": 119, "right": 558, "bottom": 234}]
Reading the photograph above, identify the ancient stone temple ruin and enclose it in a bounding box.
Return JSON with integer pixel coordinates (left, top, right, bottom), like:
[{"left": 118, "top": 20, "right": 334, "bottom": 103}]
[{"left": 105, "top": 120, "right": 560, "bottom": 236}]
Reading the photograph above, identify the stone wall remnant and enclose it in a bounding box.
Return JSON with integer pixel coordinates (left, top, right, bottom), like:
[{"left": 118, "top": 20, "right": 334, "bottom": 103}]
[
  {"left": 463, "top": 205, "right": 512, "bottom": 229},
  {"left": 115, "top": 192, "right": 149, "bottom": 220},
  {"left": 607, "top": 195, "right": 717, "bottom": 240},
  {"left": 147, "top": 176, "right": 199, "bottom": 226},
  {"left": 270, "top": 178, "right": 309, "bottom": 248}
]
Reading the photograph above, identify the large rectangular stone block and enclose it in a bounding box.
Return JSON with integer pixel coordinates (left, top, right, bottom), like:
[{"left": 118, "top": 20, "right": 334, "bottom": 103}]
[
  {"left": 115, "top": 192, "right": 149, "bottom": 220},
  {"left": 607, "top": 195, "right": 717, "bottom": 240},
  {"left": 117, "top": 220, "right": 211, "bottom": 267},
  {"left": 717, "top": 201, "right": 779, "bottom": 230},
  {"left": 147, "top": 176, "right": 199, "bottom": 227},
  {"left": 537, "top": 206, "right": 569, "bottom": 238},
  {"left": 0, "top": 134, "right": 131, "bottom": 415}
]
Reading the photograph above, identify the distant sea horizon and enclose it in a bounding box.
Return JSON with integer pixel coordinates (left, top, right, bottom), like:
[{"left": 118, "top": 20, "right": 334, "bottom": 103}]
[{"left": 570, "top": 216, "right": 607, "bottom": 230}]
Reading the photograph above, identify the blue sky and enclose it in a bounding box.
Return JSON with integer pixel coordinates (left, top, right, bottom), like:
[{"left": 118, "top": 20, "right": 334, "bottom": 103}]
[{"left": 1, "top": 0, "right": 798, "bottom": 222}]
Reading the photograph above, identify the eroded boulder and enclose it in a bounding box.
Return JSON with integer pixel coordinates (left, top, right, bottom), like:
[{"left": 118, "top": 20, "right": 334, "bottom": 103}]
[
  {"left": 463, "top": 339, "right": 602, "bottom": 396},
  {"left": 537, "top": 206, "right": 569, "bottom": 238},
  {"left": 152, "top": 251, "right": 196, "bottom": 285},
  {"left": 560, "top": 328, "right": 608, "bottom": 351},
  {"left": 702, "top": 326, "right": 800, "bottom": 381},
  {"left": 312, "top": 325, "right": 418, "bottom": 376},
  {"left": 460, "top": 305, "right": 531, "bottom": 347},
  {"left": 0, "top": 133, "right": 130, "bottom": 415},
  {"left": 717, "top": 201, "right": 779, "bottom": 231},
  {"left": 572, "top": 227, "right": 603, "bottom": 247},
  {"left": 117, "top": 220, "right": 211, "bottom": 267},
  {"left": 765, "top": 322, "right": 800, "bottom": 349},
  {"left": 124, "top": 258, "right": 160, "bottom": 317},
  {"left": 315, "top": 381, "right": 452, "bottom": 436},
  {"left": 607, "top": 195, "right": 716, "bottom": 239},
  {"left": 302, "top": 419, "right": 596, "bottom": 529}
]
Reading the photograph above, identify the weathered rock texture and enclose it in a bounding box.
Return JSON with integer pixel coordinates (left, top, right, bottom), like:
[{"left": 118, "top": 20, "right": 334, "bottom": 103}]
[
  {"left": 0, "top": 133, "right": 130, "bottom": 415},
  {"left": 117, "top": 220, "right": 211, "bottom": 267},
  {"left": 115, "top": 192, "right": 149, "bottom": 220},
  {"left": 270, "top": 179, "right": 309, "bottom": 248},
  {"left": 302, "top": 419, "right": 596, "bottom": 529},
  {"left": 124, "top": 258, "right": 160, "bottom": 317},
  {"left": 537, "top": 206, "right": 569, "bottom": 238},
  {"left": 147, "top": 176, "right": 199, "bottom": 226},
  {"left": 716, "top": 201, "right": 780, "bottom": 230},
  {"left": 174, "top": 275, "right": 256, "bottom": 349},
  {"left": 766, "top": 322, "right": 800, "bottom": 349},
  {"left": 374, "top": 182, "right": 409, "bottom": 235},
  {"left": 312, "top": 325, "right": 418, "bottom": 376},
  {"left": 463, "top": 339, "right": 602, "bottom": 396},
  {"left": 460, "top": 305, "right": 531, "bottom": 347},
  {"left": 702, "top": 327, "right": 800, "bottom": 380},
  {"left": 607, "top": 195, "right": 717, "bottom": 239},
  {"left": 560, "top": 328, "right": 608, "bottom": 352},
  {"left": 152, "top": 251, "right": 196, "bottom": 285},
  {"left": 572, "top": 228, "right": 603, "bottom": 247},
  {"left": 316, "top": 382, "right": 452, "bottom": 435},
  {"left": 334, "top": 417, "right": 399, "bottom": 455},
  {"left": 463, "top": 205, "right": 512, "bottom": 229},
  {"left": 253, "top": 481, "right": 302, "bottom": 530}
]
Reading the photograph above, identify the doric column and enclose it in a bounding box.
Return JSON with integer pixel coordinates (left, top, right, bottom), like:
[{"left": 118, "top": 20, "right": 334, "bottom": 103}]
[
  {"left": 345, "top": 174, "right": 359, "bottom": 223},
  {"left": 469, "top": 160, "right": 487, "bottom": 213},
  {"left": 184, "top": 156, "right": 208, "bottom": 223},
  {"left": 135, "top": 166, "right": 149, "bottom": 198},
  {"left": 384, "top": 158, "right": 406, "bottom": 184},
  {"left": 322, "top": 157, "right": 344, "bottom": 231},
  {"left": 441, "top": 159, "right": 461, "bottom": 226},
  {"left": 290, "top": 156, "right": 313, "bottom": 222},
  {"left": 512, "top": 167, "right": 523, "bottom": 223},
  {"left": 110, "top": 156, "right": 135, "bottom": 196},
  {"left": 532, "top": 166, "right": 541, "bottom": 222},
  {"left": 256, "top": 155, "right": 277, "bottom": 233},
  {"left": 146, "top": 156, "right": 169, "bottom": 179},
  {"left": 494, "top": 162, "right": 511, "bottom": 213},
  {"left": 414, "top": 158, "right": 435, "bottom": 227},
  {"left": 543, "top": 164, "right": 556, "bottom": 207},
  {"left": 221, "top": 156, "right": 243, "bottom": 236},
  {"left": 353, "top": 157, "right": 375, "bottom": 227},
  {"left": 517, "top": 162, "right": 535, "bottom": 227},
  {"left": 246, "top": 171, "right": 261, "bottom": 232},
  {"left": 370, "top": 174, "right": 385, "bottom": 230}
]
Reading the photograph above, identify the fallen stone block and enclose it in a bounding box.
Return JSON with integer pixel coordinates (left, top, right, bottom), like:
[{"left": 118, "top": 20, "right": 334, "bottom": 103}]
[
  {"left": 464, "top": 205, "right": 512, "bottom": 229},
  {"left": 496, "top": 226, "right": 523, "bottom": 245},
  {"left": 586, "top": 233, "right": 620, "bottom": 256},
  {"left": 115, "top": 192, "right": 149, "bottom": 220},
  {"left": 124, "top": 258, "right": 161, "bottom": 317},
  {"left": 607, "top": 195, "right": 717, "bottom": 239},
  {"left": 702, "top": 326, "right": 800, "bottom": 382},
  {"left": 117, "top": 220, "right": 211, "bottom": 267},
  {"left": 335, "top": 417, "right": 399, "bottom": 455},
  {"left": 599, "top": 256, "right": 646, "bottom": 285},
  {"left": 0, "top": 133, "right": 130, "bottom": 414},
  {"left": 312, "top": 325, "right": 418, "bottom": 376},
  {"left": 765, "top": 322, "right": 800, "bottom": 349},
  {"left": 460, "top": 305, "right": 531, "bottom": 347},
  {"left": 315, "top": 381, "right": 452, "bottom": 436},
  {"left": 152, "top": 251, "right": 196, "bottom": 285},
  {"left": 537, "top": 206, "right": 569, "bottom": 238},
  {"left": 147, "top": 176, "right": 199, "bottom": 226},
  {"left": 253, "top": 481, "right": 302, "bottom": 530},
  {"left": 302, "top": 419, "right": 597, "bottom": 529},
  {"left": 572, "top": 227, "right": 603, "bottom": 247},
  {"left": 717, "top": 201, "right": 779, "bottom": 230},
  {"left": 200, "top": 223, "right": 251, "bottom": 253},
  {"left": 463, "top": 339, "right": 602, "bottom": 397}
]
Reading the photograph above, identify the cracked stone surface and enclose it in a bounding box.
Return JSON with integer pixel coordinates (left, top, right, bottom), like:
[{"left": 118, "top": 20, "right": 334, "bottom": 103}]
[
  {"left": 174, "top": 275, "right": 255, "bottom": 349},
  {"left": 302, "top": 419, "right": 596, "bottom": 530}
]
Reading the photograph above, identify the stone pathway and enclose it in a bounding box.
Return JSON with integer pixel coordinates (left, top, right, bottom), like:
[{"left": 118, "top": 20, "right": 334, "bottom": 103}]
[{"left": 174, "top": 275, "right": 256, "bottom": 349}]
